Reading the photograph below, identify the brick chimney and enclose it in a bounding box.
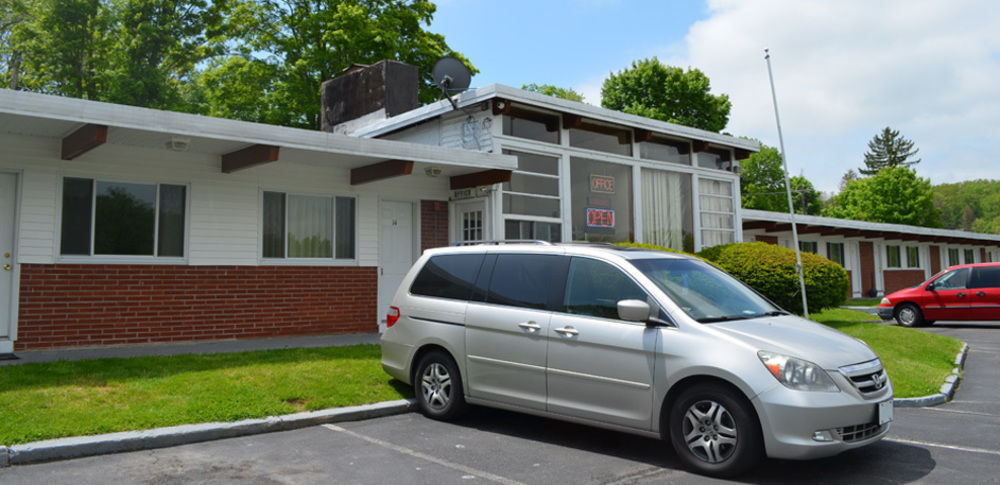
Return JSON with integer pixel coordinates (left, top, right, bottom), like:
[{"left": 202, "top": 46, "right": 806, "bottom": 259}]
[{"left": 321, "top": 60, "right": 419, "bottom": 134}]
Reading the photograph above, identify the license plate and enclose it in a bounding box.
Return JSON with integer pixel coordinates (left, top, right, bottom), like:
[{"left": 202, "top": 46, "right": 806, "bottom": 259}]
[{"left": 878, "top": 399, "right": 894, "bottom": 425}]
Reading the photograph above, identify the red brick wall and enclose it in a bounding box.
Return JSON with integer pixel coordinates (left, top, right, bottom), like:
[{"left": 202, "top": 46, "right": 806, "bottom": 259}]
[
  {"left": 16, "top": 264, "right": 377, "bottom": 350},
  {"left": 929, "top": 245, "right": 941, "bottom": 274},
  {"left": 755, "top": 235, "right": 778, "bottom": 245},
  {"left": 421, "top": 200, "right": 449, "bottom": 252},
  {"left": 882, "top": 269, "right": 926, "bottom": 294},
  {"left": 859, "top": 241, "right": 875, "bottom": 296}
]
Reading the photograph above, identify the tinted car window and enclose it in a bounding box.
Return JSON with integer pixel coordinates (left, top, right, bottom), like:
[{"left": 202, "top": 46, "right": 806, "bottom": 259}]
[
  {"left": 969, "top": 266, "right": 1000, "bottom": 289},
  {"left": 411, "top": 254, "right": 486, "bottom": 300},
  {"left": 932, "top": 268, "right": 969, "bottom": 290},
  {"left": 564, "top": 257, "right": 648, "bottom": 319},
  {"left": 487, "top": 254, "right": 566, "bottom": 310}
]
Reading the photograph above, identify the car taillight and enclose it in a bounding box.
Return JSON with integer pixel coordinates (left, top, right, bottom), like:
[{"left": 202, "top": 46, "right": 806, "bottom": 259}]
[{"left": 386, "top": 306, "right": 400, "bottom": 328}]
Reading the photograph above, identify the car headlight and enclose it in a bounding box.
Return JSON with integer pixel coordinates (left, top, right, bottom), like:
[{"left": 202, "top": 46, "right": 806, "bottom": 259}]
[
  {"left": 880, "top": 297, "right": 891, "bottom": 305},
  {"left": 758, "top": 351, "right": 839, "bottom": 392}
]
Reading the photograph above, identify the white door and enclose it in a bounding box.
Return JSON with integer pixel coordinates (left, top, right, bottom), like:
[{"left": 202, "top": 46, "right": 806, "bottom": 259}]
[
  {"left": 378, "top": 201, "right": 413, "bottom": 333},
  {"left": 452, "top": 199, "right": 487, "bottom": 243},
  {"left": 0, "top": 173, "right": 16, "bottom": 344}
]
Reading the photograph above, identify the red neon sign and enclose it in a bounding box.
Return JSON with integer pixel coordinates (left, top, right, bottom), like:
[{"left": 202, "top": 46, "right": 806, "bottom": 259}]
[
  {"left": 590, "top": 174, "right": 615, "bottom": 193},
  {"left": 586, "top": 208, "right": 615, "bottom": 228}
]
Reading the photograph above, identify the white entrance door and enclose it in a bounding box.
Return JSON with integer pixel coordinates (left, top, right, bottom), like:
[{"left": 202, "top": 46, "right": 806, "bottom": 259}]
[
  {"left": 0, "top": 173, "right": 16, "bottom": 347},
  {"left": 452, "top": 199, "right": 487, "bottom": 243},
  {"left": 378, "top": 201, "right": 413, "bottom": 333}
]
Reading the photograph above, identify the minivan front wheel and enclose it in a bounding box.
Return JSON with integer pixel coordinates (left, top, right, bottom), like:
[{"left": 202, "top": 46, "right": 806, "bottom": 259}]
[
  {"left": 668, "top": 383, "right": 762, "bottom": 477},
  {"left": 414, "top": 350, "right": 466, "bottom": 420},
  {"left": 894, "top": 303, "right": 925, "bottom": 327}
]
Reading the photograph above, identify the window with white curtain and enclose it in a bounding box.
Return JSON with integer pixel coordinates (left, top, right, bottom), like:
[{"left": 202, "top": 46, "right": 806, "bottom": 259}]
[
  {"left": 641, "top": 168, "right": 693, "bottom": 252},
  {"left": 262, "top": 191, "right": 355, "bottom": 259},
  {"left": 698, "top": 178, "right": 735, "bottom": 248}
]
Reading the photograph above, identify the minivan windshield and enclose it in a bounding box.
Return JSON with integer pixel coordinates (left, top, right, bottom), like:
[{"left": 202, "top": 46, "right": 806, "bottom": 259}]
[{"left": 630, "top": 258, "right": 784, "bottom": 323}]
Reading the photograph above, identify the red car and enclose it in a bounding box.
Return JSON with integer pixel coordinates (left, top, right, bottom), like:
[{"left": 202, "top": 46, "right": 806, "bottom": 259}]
[{"left": 877, "top": 262, "right": 1000, "bottom": 326}]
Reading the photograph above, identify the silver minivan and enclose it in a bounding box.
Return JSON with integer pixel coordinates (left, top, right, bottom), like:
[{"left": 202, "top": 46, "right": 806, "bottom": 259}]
[{"left": 381, "top": 243, "right": 892, "bottom": 477}]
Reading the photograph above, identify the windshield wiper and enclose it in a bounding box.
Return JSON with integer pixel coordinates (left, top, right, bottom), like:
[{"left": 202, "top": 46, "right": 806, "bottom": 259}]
[
  {"left": 696, "top": 315, "right": 752, "bottom": 323},
  {"left": 751, "top": 310, "right": 790, "bottom": 317}
]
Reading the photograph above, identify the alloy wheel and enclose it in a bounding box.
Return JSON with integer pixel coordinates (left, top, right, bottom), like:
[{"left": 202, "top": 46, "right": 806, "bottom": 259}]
[
  {"left": 681, "top": 399, "right": 738, "bottom": 463},
  {"left": 420, "top": 362, "right": 452, "bottom": 411}
]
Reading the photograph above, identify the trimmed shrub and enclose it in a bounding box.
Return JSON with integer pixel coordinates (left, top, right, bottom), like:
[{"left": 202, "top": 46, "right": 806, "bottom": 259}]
[{"left": 695, "top": 242, "right": 849, "bottom": 314}]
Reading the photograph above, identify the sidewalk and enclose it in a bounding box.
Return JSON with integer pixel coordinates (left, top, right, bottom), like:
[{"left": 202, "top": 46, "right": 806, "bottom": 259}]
[{"left": 0, "top": 333, "right": 381, "bottom": 366}]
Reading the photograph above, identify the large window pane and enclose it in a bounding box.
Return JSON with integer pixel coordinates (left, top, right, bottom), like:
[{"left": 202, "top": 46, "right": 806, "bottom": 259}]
[
  {"left": 94, "top": 181, "right": 155, "bottom": 255},
  {"left": 827, "top": 242, "right": 845, "bottom": 266},
  {"left": 503, "top": 194, "right": 560, "bottom": 218},
  {"left": 504, "top": 150, "right": 559, "bottom": 176},
  {"left": 262, "top": 192, "right": 285, "bottom": 258},
  {"left": 287, "top": 195, "right": 333, "bottom": 258},
  {"left": 697, "top": 147, "right": 733, "bottom": 170},
  {"left": 698, "top": 178, "right": 735, "bottom": 248},
  {"left": 61, "top": 177, "right": 93, "bottom": 255},
  {"left": 641, "top": 168, "right": 693, "bottom": 252},
  {"left": 157, "top": 185, "right": 185, "bottom": 257},
  {"left": 639, "top": 138, "right": 691, "bottom": 165},
  {"left": 502, "top": 109, "right": 560, "bottom": 144},
  {"left": 571, "top": 157, "right": 633, "bottom": 242},
  {"left": 503, "top": 173, "right": 559, "bottom": 196},
  {"left": 505, "top": 220, "right": 562, "bottom": 242},
  {"left": 335, "top": 196, "right": 356, "bottom": 259},
  {"left": 569, "top": 125, "right": 632, "bottom": 156}
]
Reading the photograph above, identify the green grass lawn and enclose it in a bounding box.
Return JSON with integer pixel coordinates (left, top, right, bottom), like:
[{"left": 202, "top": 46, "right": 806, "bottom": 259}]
[
  {"left": 0, "top": 345, "right": 410, "bottom": 445},
  {"left": 843, "top": 297, "right": 883, "bottom": 307},
  {"left": 810, "top": 308, "right": 962, "bottom": 398}
]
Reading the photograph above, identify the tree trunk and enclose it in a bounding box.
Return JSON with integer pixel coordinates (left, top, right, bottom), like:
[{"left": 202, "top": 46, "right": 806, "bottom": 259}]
[{"left": 9, "top": 51, "right": 21, "bottom": 90}]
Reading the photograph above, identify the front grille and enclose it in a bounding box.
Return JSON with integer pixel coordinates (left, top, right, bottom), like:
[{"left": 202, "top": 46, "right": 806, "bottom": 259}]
[
  {"left": 839, "top": 359, "right": 889, "bottom": 394},
  {"left": 837, "top": 422, "right": 886, "bottom": 443}
]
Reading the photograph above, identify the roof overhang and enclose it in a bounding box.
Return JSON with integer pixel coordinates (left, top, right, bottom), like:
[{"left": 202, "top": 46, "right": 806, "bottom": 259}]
[
  {"left": 742, "top": 209, "right": 1000, "bottom": 246},
  {"left": 0, "top": 90, "right": 517, "bottom": 177}
]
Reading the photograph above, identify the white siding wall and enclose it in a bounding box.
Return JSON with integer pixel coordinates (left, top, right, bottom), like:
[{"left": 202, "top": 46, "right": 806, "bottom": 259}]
[{"left": 0, "top": 132, "right": 451, "bottom": 268}]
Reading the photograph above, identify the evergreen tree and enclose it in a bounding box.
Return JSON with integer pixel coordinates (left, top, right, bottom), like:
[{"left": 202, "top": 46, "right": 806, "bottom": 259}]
[{"left": 860, "top": 126, "right": 920, "bottom": 175}]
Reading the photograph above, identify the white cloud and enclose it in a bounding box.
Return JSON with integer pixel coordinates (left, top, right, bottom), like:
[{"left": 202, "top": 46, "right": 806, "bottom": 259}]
[{"left": 674, "top": 0, "right": 1000, "bottom": 192}]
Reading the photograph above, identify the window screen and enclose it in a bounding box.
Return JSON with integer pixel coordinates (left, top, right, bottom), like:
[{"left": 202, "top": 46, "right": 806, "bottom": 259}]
[{"left": 410, "top": 254, "right": 486, "bottom": 300}]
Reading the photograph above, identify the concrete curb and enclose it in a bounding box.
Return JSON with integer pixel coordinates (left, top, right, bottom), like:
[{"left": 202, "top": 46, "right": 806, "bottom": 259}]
[
  {"left": 2, "top": 398, "right": 416, "bottom": 467},
  {"left": 893, "top": 343, "right": 968, "bottom": 408}
]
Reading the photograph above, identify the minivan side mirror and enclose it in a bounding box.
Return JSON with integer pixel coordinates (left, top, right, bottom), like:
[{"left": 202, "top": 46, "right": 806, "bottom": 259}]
[{"left": 617, "top": 299, "right": 651, "bottom": 323}]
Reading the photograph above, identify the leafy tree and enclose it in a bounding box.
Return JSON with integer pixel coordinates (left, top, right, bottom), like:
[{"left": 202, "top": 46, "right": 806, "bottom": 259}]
[
  {"left": 0, "top": 0, "right": 32, "bottom": 89},
  {"left": 860, "top": 126, "right": 921, "bottom": 175},
  {"left": 600, "top": 57, "right": 731, "bottom": 132},
  {"left": 933, "top": 179, "right": 1000, "bottom": 233},
  {"left": 740, "top": 144, "right": 821, "bottom": 215},
  {"left": 839, "top": 169, "right": 858, "bottom": 191},
  {"left": 824, "top": 167, "right": 941, "bottom": 227},
  {"left": 208, "top": 0, "right": 473, "bottom": 128},
  {"left": 521, "top": 83, "right": 584, "bottom": 102}
]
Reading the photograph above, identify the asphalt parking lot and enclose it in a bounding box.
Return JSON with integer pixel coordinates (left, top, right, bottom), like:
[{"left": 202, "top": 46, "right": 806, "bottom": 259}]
[{"left": 2, "top": 322, "right": 998, "bottom": 485}]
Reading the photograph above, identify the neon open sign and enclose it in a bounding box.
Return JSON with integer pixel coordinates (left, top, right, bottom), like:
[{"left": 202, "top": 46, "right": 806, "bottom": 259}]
[{"left": 586, "top": 208, "right": 615, "bottom": 228}]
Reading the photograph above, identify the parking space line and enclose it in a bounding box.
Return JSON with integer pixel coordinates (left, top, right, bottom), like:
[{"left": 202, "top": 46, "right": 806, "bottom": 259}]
[
  {"left": 322, "top": 424, "right": 528, "bottom": 485},
  {"left": 885, "top": 437, "right": 1000, "bottom": 456}
]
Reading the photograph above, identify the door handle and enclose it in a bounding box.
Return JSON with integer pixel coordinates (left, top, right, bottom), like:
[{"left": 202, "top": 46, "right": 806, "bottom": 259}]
[
  {"left": 517, "top": 321, "right": 541, "bottom": 331},
  {"left": 976, "top": 291, "right": 986, "bottom": 297},
  {"left": 957, "top": 292, "right": 966, "bottom": 298},
  {"left": 554, "top": 326, "right": 579, "bottom": 336}
]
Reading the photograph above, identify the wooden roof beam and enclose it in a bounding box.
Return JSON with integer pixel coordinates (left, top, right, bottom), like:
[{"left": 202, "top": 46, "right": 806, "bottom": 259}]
[
  {"left": 62, "top": 124, "right": 108, "bottom": 160},
  {"left": 450, "top": 169, "right": 512, "bottom": 190},
  {"left": 350, "top": 159, "right": 413, "bottom": 185},
  {"left": 222, "top": 144, "right": 280, "bottom": 173}
]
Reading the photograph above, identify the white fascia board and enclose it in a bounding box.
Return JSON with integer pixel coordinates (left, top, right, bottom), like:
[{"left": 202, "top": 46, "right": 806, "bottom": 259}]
[
  {"left": 0, "top": 90, "right": 516, "bottom": 171},
  {"left": 741, "top": 209, "right": 1000, "bottom": 243},
  {"left": 354, "top": 84, "right": 760, "bottom": 153}
]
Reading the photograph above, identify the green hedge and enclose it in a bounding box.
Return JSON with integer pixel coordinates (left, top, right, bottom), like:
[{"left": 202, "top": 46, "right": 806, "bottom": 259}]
[{"left": 696, "top": 242, "right": 849, "bottom": 314}]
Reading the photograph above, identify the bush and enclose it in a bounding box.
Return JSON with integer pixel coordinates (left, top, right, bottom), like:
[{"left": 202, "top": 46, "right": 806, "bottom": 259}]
[{"left": 695, "top": 242, "right": 849, "bottom": 314}]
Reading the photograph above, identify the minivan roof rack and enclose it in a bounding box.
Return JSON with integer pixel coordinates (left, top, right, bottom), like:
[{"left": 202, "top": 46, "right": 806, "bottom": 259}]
[{"left": 452, "top": 239, "right": 554, "bottom": 246}]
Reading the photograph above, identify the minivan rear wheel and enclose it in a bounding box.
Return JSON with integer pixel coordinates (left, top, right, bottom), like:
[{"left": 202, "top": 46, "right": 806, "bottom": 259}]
[
  {"left": 894, "top": 303, "right": 925, "bottom": 327},
  {"left": 414, "top": 350, "right": 466, "bottom": 420},
  {"left": 668, "top": 383, "right": 763, "bottom": 478}
]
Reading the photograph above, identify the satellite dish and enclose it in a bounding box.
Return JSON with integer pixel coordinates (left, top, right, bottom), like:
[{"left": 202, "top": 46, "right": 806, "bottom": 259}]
[{"left": 432, "top": 56, "right": 471, "bottom": 95}]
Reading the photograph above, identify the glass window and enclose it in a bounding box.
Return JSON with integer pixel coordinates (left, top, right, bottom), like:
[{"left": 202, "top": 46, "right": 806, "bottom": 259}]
[
  {"left": 501, "top": 108, "right": 560, "bottom": 144},
  {"left": 487, "top": 254, "right": 567, "bottom": 310},
  {"left": 263, "top": 191, "right": 355, "bottom": 259},
  {"left": 799, "top": 241, "right": 818, "bottom": 254},
  {"left": 563, "top": 257, "right": 648, "bottom": 319},
  {"left": 948, "top": 248, "right": 960, "bottom": 266},
  {"left": 886, "top": 245, "right": 901, "bottom": 268},
  {"left": 970, "top": 266, "right": 1000, "bottom": 289},
  {"left": 699, "top": 178, "right": 735, "bottom": 248},
  {"left": 964, "top": 249, "right": 975, "bottom": 264},
  {"left": 505, "top": 220, "right": 562, "bottom": 242},
  {"left": 697, "top": 147, "right": 733, "bottom": 170},
  {"left": 933, "top": 268, "right": 969, "bottom": 290},
  {"left": 639, "top": 137, "right": 691, "bottom": 165},
  {"left": 827, "top": 242, "right": 845, "bottom": 266},
  {"left": 60, "top": 177, "right": 186, "bottom": 257},
  {"left": 641, "top": 168, "right": 693, "bottom": 252},
  {"left": 569, "top": 123, "right": 632, "bottom": 156},
  {"left": 503, "top": 194, "right": 560, "bottom": 218},
  {"left": 906, "top": 246, "right": 920, "bottom": 268},
  {"left": 501, "top": 150, "right": 561, "bottom": 220},
  {"left": 571, "top": 157, "right": 633, "bottom": 242},
  {"left": 411, "top": 254, "right": 486, "bottom": 300}
]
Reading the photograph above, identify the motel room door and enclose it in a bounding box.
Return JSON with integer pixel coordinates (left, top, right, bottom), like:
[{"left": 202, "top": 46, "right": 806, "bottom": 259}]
[
  {"left": 378, "top": 201, "right": 413, "bottom": 333},
  {"left": 451, "top": 198, "right": 487, "bottom": 243},
  {"left": 0, "top": 173, "right": 16, "bottom": 350}
]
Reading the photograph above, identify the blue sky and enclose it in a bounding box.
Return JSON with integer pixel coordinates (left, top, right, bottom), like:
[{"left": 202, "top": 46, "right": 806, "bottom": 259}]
[{"left": 428, "top": 0, "right": 1000, "bottom": 195}]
